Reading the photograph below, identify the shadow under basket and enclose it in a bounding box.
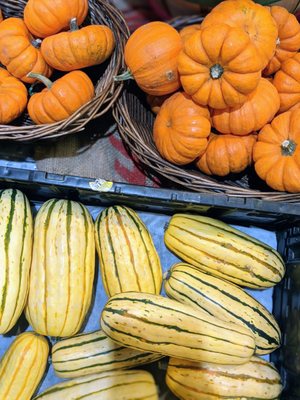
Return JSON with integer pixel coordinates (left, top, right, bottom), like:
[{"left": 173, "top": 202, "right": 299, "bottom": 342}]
[
  {"left": 0, "top": 0, "right": 130, "bottom": 142},
  {"left": 113, "top": 15, "right": 300, "bottom": 203}
]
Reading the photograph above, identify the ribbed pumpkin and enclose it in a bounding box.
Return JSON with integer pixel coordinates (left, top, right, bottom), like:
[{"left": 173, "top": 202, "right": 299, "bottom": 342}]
[
  {"left": 101, "top": 292, "right": 256, "bottom": 365},
  {"left": 26, "top": 199, "right": 95, "bottom": 337},
  {"left": 177, "top": 23, "right": 262, "bottom": 109},
  {"left": 179, "top": 24, "right": 202, "bottom": 41},
  {"left": 0, "top": 68, "right": 28, "bottom": 124},
  {"left": 94, "top": 205, "right": 162, "bottom": 297},
  {"left": 0, "top": 18, "right": 52, "bottom": 84},
  {"left": 0, "top": 189, "right": 33, "bottom": 334},
  {"left": 24, "top": 0, "right": 89, "bottom": 38},
  {"left": 211, "top": 78, "right": 280, "bottom": 136},
  {"left": 27, "top": 71, "right": 95, "bottom": 124},
  {"left": 273, "top": 53, "right": 300, "bottom": 113},
  {"left": 117, "top": 21, "right": 182, "bottom": 95},
  {"left": 201, "top": 0, "right": 278, "bottom": 69},
  {"left": 196, "top": 133, "right": 257, "bottom": 176},
  {"left": 41, "top": 18, "right": 115, "bottom": 71},
  {"left": 253, "top": 109, "right": 300, "bottom": 192},
  {"left": 166, "top": 357, "right": 283, "bottom": 400},
  {"left": 52, "top": 329, "right": 163, "bottom": 378},
  {"left": 264, "top": 6, "right": 300, "bottom": 76},
  {"left": 165, "top": 263, "right": 281, "bottom": 355},
  {"left": 0, "top": 332, "right": 49, "bottom": 400},
  {"left": 153, "top": 92, "right": 211, "bottom": 165}
]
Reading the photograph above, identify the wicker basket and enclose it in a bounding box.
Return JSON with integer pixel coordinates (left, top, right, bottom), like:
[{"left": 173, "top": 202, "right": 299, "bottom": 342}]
[
  {"left": 113, "top": 15, "right": 300, "bottom": 203},
  {"left": 0, "top": 0, "right": 129, "bottom": 141}
]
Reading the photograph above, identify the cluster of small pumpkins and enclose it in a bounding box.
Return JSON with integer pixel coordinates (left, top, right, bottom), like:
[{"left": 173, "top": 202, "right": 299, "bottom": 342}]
[
  {"left": 121, "top": 0, "right": 300, "bottom": 193},
  {"left": 0, "top": 0, "right": 115, "bottom": 125}
]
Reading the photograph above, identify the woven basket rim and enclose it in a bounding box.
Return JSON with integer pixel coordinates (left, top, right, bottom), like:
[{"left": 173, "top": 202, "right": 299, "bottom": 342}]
[
  {"left": 112, "top": 15, "right": 300, "bottom": 203},
  {"left": 0, "top": 0, "right": 130, "bottom": 142}
]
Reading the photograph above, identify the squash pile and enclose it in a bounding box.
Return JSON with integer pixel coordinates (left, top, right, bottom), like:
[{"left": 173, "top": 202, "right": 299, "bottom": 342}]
[
  {"left": 120, "top": 0, "right": 300, "bottom": 193},
  {"left": 0, "top": 188, "right": 285, "bottom": 399},
  {"left": 0, "top": 0, "right": 115, "bottom": 125}
]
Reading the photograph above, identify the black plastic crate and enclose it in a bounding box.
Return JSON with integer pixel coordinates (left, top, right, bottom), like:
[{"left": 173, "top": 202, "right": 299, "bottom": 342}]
[{"left": 0, "top": 165, "right": 299, "bottom": 399}]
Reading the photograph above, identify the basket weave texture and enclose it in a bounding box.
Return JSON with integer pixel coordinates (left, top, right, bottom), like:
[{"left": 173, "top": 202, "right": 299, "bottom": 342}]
[
  {"left": 0, "top": 0, "right": 129, "bottom": 141},
  {"left": 113, "top": 15, "right": 300, "bottom": 203}
]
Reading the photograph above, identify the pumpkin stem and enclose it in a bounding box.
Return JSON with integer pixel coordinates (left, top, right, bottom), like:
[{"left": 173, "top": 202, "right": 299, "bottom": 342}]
[
  {"left": 210, "top": 63, "right": 224, "bottom": 79},
  {"left": 276, "top": 37, "right": 280, "bottom": 46},
  {"left": 27, "top": 72, "right": 53, "bottom": 89},
  {"left": 31, "top": 38, "right": 42, "bottom": 49},
  {"left": 281, "top": 139, "right": 297, "bottom": 156},
  {"left": 114, "top": 69, "right": 134, "bottom": 82},
  {"left": 70, "top": 17, "right": 79, "bottom": 31}
]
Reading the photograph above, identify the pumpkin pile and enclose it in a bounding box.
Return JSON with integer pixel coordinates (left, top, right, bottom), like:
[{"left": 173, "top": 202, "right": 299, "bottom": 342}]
[
  {"left": 120, "top": 0, "right": 300, "bottom": 193},
  {"left": 0, "top": 0, "right": 115, "bottom": 125}
]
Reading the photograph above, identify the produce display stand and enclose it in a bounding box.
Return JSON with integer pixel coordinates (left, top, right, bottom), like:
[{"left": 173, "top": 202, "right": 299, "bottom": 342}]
[{"left": 0, "top": 164, "right": 299, "bottom": 398}]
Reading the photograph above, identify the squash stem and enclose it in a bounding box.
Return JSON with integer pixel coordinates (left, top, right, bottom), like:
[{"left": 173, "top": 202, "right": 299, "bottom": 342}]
[
  {"left": 27, "top": 72, "right": 53, "bottom": 89},
  {"left": 281, "top": 139, "right": 296, "bottom": 156},
  {"left": 114, "top": 69, "right": 134, "bottom": 82},
  {"left": 31, "top": 38, "right": 42, "bottom": 49},
  {"left": 210, "top": 63, "right": 224, "bottom": 79},
  {"left": 70, "top": 17, "right": 79, "bottom": 31}
]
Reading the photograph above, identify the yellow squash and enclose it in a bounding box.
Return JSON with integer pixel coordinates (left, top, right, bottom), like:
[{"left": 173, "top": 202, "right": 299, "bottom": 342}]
[
  {"left": 0, "top": 188, "right": 33, "bottom": 334},
  {"left": 26, "top": 199, "right": 95, "bottom": 337},
  {"left": 101, "top": 292, "right": 256, "bottom": 365},
  {"left": 164, "top": 214, "right": 285, "bottom": 288},
  {"left": 95, "top": 205, "right": 162, "bottom": 297},
  {"left": 166, "top": 356, "right": 283, "bottom": 399},
  {"left": 0, "top": 332, "right": 49, "bottom": 400}
]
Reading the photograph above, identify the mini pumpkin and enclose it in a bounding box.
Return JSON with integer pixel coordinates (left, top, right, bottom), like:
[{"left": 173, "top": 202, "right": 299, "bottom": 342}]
[
  {"left": 24, "top": 0, "right": 88, "bottom": 38},
  {"left": 27, "top": 71, "right": 95, "bottom": 125},
  {"left": 41, "top": 18, "right": 115, "bottom": 71},
  {"left": 153, "top": 92, "right": 211, "bottom": 165},
  {"left": 196, "top": 133, "right": 257, "bottom": 176},
  {"left": 201, "top": 0, "right": 278, "bottom": 69},
  {"left": 115, "top": 21, "right": 182, "bottom": 96},
  {"left": 211, "top": 78, "right": 280, "bottom": 135},
  {"left": 273, "top": 53, "right": 300, "bottom": 113},
  {"left": 0, "top": 68, "right": 28, "bottom": 124},
  {"left": 264, "top": 6, "right": 300, "bottom": 76},
  {"left": 253, "top": 109, "right": 300, "bottom": 192},
  {"left": 177, "top": 23, "right": 262, "bottom": 109},
  {"left": 0, "top": 18, "right": 52, "bottom": 84},
  {"left": 179, "top": 24, "right": 202, "bottom": 41}
]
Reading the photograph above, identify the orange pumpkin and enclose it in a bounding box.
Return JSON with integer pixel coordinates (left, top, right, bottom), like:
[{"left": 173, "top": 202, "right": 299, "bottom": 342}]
[
  {"left": 196, "top": 133, "right": 257, "bottom": 176},
  {"left": 253, "top": 109, "right": 300, "bottom": 192},
  {"left": 24, "top": 0, "right": 89, "bottom": 38},
  {"left": 177, "top": 23, "right": 262, "bottom": 109},
  {"left": 264, "top": 6, "right": 300, "bottom": 76},
  {"left": 41, "top": 18, "right": 115, "bottom": 71},
  {"left": 153, "top": 92, "right": 211, "bottom": 165},
  {"left": 116, "top": 21, "right": 182, "bottom": 96},
  {"left": 0, "top": 18, "right": 52, "bottom": 84},
  {"left": 201, "top": 0, "right": 278, "bottom": 69},
  {"left": 273, "top": 53, "right": 300, "bottom": 113},
  {"left": 0, "top": 68, "right": 28, "bottom": 124},
  {"left": 179, "top": 24, "right": 202, "bottom": 41},
  {"left": 211, "top": 78, "right": 280, "bottom": 136},
  {"left": 27, "top": 71, "right": 94, "bottom": 125}
]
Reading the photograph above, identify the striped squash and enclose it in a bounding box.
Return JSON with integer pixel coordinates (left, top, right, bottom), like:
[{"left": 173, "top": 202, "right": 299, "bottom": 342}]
[
  {"left": 166, "top": 356, "right": 283, "bottom": 399},
  {"left": 26, "top": 199, "right": 95, "bottom": 337},
  {"left": 101, "top": 292, "right": 256, "bottom": 365},
  {"left": 0, "top": 332, "right": 49, "bottom": 400},
  {"left": 164, "top": 262, "right": 281, "bottom": 355},
  {"left": 94, "top": 205, "right": 162, "bottom": 297},
  {"left": 164, "top": 214, "right": 285, "bottom": 289},
  {"left": 0, "top": 188, "right": 33, "bottom": 334},
  {"left": 52, "top": 329, "right": 164, "bottom": 378},
  {"left": 33, "top": 370, "right": 158, "bottom": 399}
]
